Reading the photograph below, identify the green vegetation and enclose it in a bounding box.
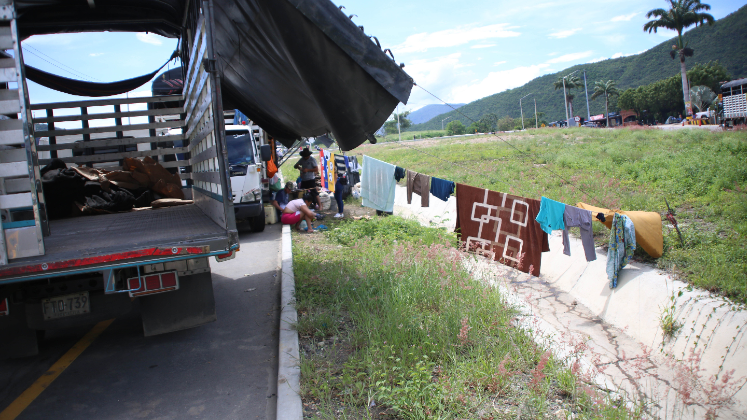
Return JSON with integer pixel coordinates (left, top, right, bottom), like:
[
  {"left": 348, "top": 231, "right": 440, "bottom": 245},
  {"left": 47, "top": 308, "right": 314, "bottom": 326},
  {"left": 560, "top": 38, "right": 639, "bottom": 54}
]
[
  {"left": 409, "top": 5, "right": 747, "bottom": 129},
  {"left": 375, "top": 129, "right": 447, "bottom": 143},
  {"left": 445, "top": 119, "right": 465, "bottom": 135},
  {"left": 643, "top": 0, "right": 715, "bottom": 116},
  {"left": 294, "top": 216, "right": 638, "bottom": 418},
  {"left": 355, "top": 128, "right": 747, "bottom": 303},
  {"left": 617, "top": 61, "right": 729, "bottom": 122},
  {"left": 382, "top": 110, "right": 412, "bottom": 135}
]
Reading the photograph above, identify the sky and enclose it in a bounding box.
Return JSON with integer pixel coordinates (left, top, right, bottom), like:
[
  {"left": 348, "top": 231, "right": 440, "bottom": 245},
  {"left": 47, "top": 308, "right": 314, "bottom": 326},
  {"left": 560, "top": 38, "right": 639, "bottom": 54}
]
[{"left": 20, "top": 0, "right": 744, "bottom": 122}]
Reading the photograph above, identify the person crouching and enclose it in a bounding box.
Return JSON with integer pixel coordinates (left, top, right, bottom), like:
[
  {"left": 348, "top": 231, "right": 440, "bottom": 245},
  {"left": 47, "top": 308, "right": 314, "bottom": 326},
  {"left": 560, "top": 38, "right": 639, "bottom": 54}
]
[{"left": 281, "top": 193, "right": 316, "bottom": 232}]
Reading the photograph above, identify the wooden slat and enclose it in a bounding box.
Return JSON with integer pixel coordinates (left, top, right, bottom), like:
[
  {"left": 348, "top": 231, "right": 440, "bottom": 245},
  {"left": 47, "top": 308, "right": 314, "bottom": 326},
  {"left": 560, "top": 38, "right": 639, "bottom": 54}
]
[
  {"left": 0, "top": 27, "right": 12, "bottom": 50},
  {"left": 0, "top": 161, "right": 27, "bottom": 178},
  {"left": 4, "top": 178, "right": 30, "bottom": 193},
  {"left": 38, "top": 146, "right": 190, "bottom": 165},
  {"left": 191, "top": 171, "right": 221, "bottom": 184},
  {"left": 178, "top": 172, "right": 192, "bottom": 180},
  {"left": 0, "top": 147, "right": 25, "bottom": 163},
  {"left": 0, "top": 118, "right": 22, "bottom": 146},
  {"left": 185, "top": 88, "right": 213, "bottom": 141},
  {"left": 188, "top": 113, "right": 214, "bottom": 151},
  {"left": 184, "top": 65, "right": 209, "bottom": 123},
  {"left": 184, "top": 17, "right": 206, "bottom": 93},
  {"left": 35, "top": 120, "right": 184, "bottom": 137},
  {"left": 0, "top": 57, "right": 15, "bottom": 83},
  {"left": 161, "top": 160, "right": 191, "bottom": 169},
  {"left": 30, "top": 95, "right": 183, "bottom": 111},
  {"left": 190, "top": 146, "right": 217, "bottom": 165},
  {"left": 37, "top": 133, "right": 186, "bottom": 152},
  {"left": 0, "top": 88, "right": 19, "bottom": 114},
  {"left": 0, "top": 192, "right": 32, "bottom": 209},
  {"left": 31, "top": 107, "right": 184, "bottom": 124}
]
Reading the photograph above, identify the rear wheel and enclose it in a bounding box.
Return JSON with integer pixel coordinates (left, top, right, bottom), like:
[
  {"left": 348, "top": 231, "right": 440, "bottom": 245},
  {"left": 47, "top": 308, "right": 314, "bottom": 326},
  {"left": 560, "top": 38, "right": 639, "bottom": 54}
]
[{"left": 251, "top": 208, "right": 265, "bottom": 232}]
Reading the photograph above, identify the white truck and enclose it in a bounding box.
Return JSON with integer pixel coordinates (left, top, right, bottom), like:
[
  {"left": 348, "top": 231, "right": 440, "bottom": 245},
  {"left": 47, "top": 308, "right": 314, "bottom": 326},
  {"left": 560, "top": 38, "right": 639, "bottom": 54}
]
[{"left": 0, "top": 0, "right": 412, "bottom": 358}]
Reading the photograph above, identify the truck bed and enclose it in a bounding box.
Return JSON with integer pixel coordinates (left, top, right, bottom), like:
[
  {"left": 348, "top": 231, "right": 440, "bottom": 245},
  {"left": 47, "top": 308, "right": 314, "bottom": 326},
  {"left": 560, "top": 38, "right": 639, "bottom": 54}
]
[{"left": 0, "top": 205, "right": 229, "bottom": 281}]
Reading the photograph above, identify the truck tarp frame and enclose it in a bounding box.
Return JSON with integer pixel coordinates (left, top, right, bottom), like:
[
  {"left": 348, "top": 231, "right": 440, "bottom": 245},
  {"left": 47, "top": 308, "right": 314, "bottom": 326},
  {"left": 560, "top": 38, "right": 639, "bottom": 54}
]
[{"left": 16, "top": 0, "right": 413, "bottom": 151}]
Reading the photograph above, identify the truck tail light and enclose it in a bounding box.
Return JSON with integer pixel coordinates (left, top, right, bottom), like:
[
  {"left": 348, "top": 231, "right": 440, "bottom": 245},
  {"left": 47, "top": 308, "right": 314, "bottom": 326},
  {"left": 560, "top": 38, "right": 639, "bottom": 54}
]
[
  {"left": 127, "top": 271, "right": 179, "bottom": 297},
  {"left": 0, "top": 298, "right": 8, "bottom": 316}
]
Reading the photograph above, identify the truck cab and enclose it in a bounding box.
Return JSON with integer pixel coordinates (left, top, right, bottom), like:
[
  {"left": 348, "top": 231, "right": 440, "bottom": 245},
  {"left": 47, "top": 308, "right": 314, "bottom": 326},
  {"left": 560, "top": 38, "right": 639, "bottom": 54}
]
[{"left": 225, "top": 124, "right": 266, "bottom": 232}]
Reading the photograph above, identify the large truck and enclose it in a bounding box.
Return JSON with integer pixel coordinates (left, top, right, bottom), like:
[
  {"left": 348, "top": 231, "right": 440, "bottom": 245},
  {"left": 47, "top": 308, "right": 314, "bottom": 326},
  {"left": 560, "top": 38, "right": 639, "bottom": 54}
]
[
  {"left": 0, "top": 0, "right": 412, "bottom": 358},
  {"left": 721, "top": 78, "right": 747, "bottom": 126}
]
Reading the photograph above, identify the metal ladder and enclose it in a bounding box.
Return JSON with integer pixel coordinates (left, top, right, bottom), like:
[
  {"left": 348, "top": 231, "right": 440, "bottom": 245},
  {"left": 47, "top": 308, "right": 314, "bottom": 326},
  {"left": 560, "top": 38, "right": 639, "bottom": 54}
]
[{"left": 0, "top": 0, "right": 46, "bottom": 264}]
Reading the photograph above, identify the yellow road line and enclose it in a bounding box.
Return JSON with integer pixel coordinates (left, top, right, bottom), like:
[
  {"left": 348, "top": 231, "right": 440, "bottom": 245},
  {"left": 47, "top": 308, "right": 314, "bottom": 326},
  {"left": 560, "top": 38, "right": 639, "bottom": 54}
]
[{"left": 0, "top": 319, "right": 114, "bottom": 420}]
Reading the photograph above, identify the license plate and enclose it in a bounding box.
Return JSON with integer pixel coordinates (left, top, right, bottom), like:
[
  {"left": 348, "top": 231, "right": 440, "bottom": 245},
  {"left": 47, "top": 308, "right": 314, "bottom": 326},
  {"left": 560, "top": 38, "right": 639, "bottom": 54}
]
[{"left": 42, "top": 292, "right": 90, "bottom": 320}]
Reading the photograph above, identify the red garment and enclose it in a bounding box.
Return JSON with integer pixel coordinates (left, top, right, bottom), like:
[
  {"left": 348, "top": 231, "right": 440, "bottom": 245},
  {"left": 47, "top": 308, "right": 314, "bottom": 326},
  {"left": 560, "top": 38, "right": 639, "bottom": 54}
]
[
  {"left": 455, "top": 183, "right": 549, "bottom": 276},
  {"left": 281, "top": 212, "right": 302, "bottom": 225}
]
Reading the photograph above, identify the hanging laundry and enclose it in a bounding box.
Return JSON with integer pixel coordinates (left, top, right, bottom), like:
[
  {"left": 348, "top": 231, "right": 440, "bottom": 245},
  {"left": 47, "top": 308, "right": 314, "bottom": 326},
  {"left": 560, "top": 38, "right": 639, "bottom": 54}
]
[
  {"left": 577, "top": 202, "right": 662, "bottom": 258},
  {"left": 535, "top": 196, "right": 566, "bottom": 234},
  {"left": 430, "top": 177, "right": 455, "bottom": 202},
  {"left": 327, "top": 152, "right": 336, "bottom": 193},
  {"left": 562, "top": 205, "right": 596, "bottom": 262},
  {"left": 361, "top": 155, "right": 396, "bottom": 212},
  {"left": 319, "top": 150, "right": 328, "bottom": 190},
  {"left": 607, "top": 213, "right": 636, "bottom": 288},
  {"left": 406, "top": 170, "right": 430, "bottom": 207},
  {"left": 335, "top": 154, "right": 347, "bottom": 174},
  {"left": 394, "top": 166, "right": 406, "bottom": 182},
  {"left": 455, "top": 183, "right": 549, "bottom": 276}
]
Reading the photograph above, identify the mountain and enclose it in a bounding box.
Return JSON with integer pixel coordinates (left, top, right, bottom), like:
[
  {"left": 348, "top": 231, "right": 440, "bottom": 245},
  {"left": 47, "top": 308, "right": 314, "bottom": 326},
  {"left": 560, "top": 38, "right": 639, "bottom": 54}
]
[
  {"left": 407, "top": 103, "right": 465, "bottom": 125},
  {"left": 410, "top": 4, "right": 747, "bottom": 130}
]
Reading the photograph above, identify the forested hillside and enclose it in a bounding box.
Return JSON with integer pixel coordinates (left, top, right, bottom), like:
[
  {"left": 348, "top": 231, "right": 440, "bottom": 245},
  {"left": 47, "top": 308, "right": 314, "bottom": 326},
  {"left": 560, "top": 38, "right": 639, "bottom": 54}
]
[{"left": 410, "top": 4, "right": 747, "bottom": 130}]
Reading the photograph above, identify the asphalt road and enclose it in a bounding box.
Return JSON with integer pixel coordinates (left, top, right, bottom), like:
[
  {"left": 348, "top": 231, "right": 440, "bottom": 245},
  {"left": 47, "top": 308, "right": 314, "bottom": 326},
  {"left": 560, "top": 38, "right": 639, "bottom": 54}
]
[{"left": 0, "top": 223, "right": 282, "bottom": 420}]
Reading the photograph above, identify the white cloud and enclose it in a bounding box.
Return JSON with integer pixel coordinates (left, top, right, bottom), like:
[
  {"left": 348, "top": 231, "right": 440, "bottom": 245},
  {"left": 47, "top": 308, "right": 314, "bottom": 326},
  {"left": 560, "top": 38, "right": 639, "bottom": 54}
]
[
  {"left": 394, "top": 23, "right": 520, "bottom": 53},
  {"left": 471, "top": 44, "right": 496, "bottom": 49},
  {"left": 548, "top": 28, "right": 582, "bottom": 39},
  {"left": 449, "top": 64, "right": 551, "bottom": 103},
  {"left": 136, "top": 33, "right": 163, "bottom": 46},
  {"left": 546, "top": 51, "right": 593, "bottom": 64},
  {"left": 89, "top": 53, "right": 104, "bottom": 57},
  {"left": 494, "top": 60, "right": 507, "bottom": 66},
  {"left": 548, "top": 52, "right": 558, "bottom": 56},
  {"left": 23, "top": 34, "right": 77, "bottom": 46},
  {"left": 611, "top": 13, "right": 637, "bottom": 22},
  {"left": 589, "top": 56, "right": 608, "bottom": 63},
  {"left": 611, "top": 52, "right": 625, "bottom": 59},
  {"left": 655, "top": 29, "right": 678, "bottom": 38}
]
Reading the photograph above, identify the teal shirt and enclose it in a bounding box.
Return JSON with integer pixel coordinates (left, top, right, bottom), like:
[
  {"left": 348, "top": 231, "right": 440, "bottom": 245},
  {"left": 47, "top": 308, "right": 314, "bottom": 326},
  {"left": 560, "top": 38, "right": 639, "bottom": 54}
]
[{"left": 535, "top": 196, "right": 566, "bottom": 234}]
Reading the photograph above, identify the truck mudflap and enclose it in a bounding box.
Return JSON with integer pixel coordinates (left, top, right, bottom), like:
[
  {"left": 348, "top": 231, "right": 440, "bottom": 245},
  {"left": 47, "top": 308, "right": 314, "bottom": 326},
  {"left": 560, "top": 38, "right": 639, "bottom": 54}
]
[
  {"left": 0, "top": 299, "right": 39, "bottom": 359},
  {"left": 139, "top": 272, "right": 216, "bottom": 337}
]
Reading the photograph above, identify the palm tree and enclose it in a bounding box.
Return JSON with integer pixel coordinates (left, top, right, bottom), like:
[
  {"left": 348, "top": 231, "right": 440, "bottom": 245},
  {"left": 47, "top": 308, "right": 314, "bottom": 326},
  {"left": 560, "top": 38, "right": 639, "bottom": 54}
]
[
  {"left": 689, "top": 85, "right": 717, "bottom": 112},
  {"left": 590, "top": 80, "right": 620, "bottom": 127},
  {"left": 643, "top": 0, "right": 714, "bottom": 117},
  {"left": 553, "top": 75, "right": 582, "bottom": 120}
]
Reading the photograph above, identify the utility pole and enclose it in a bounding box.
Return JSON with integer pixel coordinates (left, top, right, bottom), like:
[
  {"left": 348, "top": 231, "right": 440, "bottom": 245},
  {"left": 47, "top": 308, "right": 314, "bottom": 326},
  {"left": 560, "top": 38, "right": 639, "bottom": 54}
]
[
  {"left": 441, "top": 116, "right": 451, "bottom": 131},
  {"left": 534, "top": 98, "right": 538, "bottom": 129},
  {"left": 562, "top": 70, "right": 579, "bottom": 126},
  {"left": 396, "top": 104, "right": 401, "bottom": 142},
  {"left": 583, "top": 70, "right": 591, "bottom": 121},
  {"left": 520, "top": 93, "right": 533, "bottom": 130}
]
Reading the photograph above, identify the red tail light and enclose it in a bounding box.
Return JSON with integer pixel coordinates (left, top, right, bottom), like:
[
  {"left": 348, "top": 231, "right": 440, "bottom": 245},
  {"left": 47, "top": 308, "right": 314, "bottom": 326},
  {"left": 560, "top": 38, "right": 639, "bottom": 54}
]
[
  {"left": 128, "top": 271, "right": 179, "bottom": 297},
  {"left": 0, "top": 298, "right": 8, "bottom": 316}
]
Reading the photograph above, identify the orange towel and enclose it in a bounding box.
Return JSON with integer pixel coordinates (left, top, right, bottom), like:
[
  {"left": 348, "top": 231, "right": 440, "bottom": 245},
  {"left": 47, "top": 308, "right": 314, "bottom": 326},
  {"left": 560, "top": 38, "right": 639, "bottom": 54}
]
[{"left": 577, "top": 202, "right": 663, "bottom": 258}]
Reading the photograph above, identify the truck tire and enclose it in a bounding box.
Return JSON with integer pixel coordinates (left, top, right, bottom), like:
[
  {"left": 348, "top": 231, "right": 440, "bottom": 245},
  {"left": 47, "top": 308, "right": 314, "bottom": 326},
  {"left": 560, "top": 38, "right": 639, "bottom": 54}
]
[{"left": 251, "top": 208, "right": 265, "bottom": 232}]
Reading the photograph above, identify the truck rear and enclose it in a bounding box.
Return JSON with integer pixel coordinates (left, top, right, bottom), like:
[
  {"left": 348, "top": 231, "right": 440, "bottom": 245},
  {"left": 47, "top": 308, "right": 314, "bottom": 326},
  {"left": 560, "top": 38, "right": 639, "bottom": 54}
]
[{"left": 0, "top": 7, "right": 237, "bottom": 358}]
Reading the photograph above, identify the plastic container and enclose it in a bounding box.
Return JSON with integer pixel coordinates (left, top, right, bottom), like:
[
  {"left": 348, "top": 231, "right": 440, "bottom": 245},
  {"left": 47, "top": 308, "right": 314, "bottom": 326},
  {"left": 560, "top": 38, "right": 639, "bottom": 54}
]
[{"left": 264, "top": 205, "right": 278, "bottom": 224}]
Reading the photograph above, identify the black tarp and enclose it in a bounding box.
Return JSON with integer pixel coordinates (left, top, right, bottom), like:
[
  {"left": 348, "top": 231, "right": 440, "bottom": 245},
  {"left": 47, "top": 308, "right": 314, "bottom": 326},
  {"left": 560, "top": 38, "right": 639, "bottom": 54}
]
[{"left": 16, "top": 0, "right": 413, "bottom": 151}]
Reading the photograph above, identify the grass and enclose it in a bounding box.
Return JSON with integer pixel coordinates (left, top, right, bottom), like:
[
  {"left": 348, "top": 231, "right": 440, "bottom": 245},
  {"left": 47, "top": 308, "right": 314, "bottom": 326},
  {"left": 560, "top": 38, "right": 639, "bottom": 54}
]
[
  {"left": 293, "top": 215, "right": 640, "bottom": 419},
  {"left": 375, "top": 130, "right": 448, "bottom": 143},
  {"left": 353, "top": 127, "right": 747, "bottom": 304}
]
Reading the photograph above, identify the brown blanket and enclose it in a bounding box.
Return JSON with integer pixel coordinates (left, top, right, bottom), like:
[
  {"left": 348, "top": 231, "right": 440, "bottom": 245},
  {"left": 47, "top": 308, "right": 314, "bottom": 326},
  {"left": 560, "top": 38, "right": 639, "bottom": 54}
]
[{"left": 455, "top": 183, "right": 549, "bottom": 276}]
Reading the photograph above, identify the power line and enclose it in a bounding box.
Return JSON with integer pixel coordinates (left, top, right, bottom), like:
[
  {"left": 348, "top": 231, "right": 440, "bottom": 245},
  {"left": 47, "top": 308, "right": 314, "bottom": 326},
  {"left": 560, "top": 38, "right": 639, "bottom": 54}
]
[
  {"left": 23, "top": 45, "right": 103, "bottom": 82},
  {"left": 411, "top": 83, "right": 609, "bottom": 208}
]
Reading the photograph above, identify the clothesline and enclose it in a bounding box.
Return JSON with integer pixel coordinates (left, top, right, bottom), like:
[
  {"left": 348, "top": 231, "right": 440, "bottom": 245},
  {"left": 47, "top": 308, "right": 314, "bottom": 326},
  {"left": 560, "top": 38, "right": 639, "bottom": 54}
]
[{"left": 360, "top": 154, "right": 663, "bottom": 288}]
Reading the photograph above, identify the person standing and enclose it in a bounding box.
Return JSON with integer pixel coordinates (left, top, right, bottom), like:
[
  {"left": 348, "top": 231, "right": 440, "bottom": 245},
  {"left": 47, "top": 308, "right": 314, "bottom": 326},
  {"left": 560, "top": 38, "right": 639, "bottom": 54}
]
[
  {"left": 333, "top": 175, "right": 346, "bottom": 218},
  {"left": 294, "top": 148, "right": 321, "bottom": 210}
]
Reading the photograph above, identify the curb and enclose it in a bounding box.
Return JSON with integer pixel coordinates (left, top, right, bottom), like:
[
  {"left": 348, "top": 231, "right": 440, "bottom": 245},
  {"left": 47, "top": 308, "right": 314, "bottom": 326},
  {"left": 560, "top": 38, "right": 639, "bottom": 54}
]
[{"left": 277, "top": 225, "right": 302, "bottom": 419}]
